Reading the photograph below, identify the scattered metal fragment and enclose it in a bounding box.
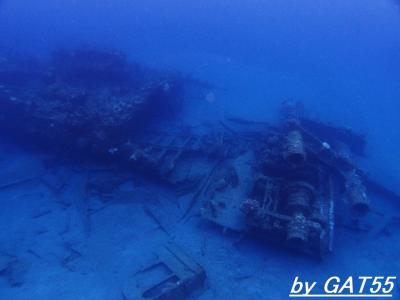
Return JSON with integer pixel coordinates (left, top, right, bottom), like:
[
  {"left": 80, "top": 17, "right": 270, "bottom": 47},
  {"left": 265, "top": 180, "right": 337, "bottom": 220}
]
[
  {"left": 0, "top": 253, "right": 29, "bottom": 287},
  {"left": 0, "top": 176, "right": 39, "bottom": 190},
  {"left": 31, "top": 209, "right": 52, "bottom": 219},
  {"left": 61, "top": 243, "right": 83, "bottom": 272},
  {"left": 182, "top": 159, "right": 224, "bottom": 219},
  {"left": 26, "top": 249, "right": 42, "bottom": 260},
  {"left": 124, "top": 241, "right": 206, "bottom": 300},
  {"left": 143, "top": 206, "right": 170, "bottom": 237},
  {"left": 233, "top": 274, "right": 253, "bottom": 281}
]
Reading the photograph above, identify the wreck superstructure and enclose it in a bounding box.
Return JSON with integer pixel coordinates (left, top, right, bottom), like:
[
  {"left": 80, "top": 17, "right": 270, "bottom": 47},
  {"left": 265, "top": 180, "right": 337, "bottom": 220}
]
[{"left": 0, "top": 49, "right": 184, "bottom": 157}]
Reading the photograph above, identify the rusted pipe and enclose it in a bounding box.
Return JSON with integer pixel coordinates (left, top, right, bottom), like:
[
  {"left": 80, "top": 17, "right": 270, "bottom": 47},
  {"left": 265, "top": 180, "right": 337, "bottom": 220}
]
[{"left": 283, "top": 130, "right": 306, "bottom": 165}]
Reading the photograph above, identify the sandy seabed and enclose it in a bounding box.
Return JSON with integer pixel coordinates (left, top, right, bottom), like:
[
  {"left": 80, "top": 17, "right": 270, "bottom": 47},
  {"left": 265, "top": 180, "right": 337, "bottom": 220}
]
[{"left": 0, "top": 142, "right": 398, "bottom": 300}]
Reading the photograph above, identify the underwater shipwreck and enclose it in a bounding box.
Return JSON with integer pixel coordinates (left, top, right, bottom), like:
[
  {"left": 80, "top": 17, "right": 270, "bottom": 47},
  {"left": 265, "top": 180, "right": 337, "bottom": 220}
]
[{"left": 0, "top": 48, "right": 399, "bottom": 299}]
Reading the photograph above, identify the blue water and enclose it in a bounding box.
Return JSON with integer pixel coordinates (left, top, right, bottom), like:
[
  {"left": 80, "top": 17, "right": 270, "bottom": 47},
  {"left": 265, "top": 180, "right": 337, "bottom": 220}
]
[{"left": 0, "top": 0, "right": 400, "bottom": 299}]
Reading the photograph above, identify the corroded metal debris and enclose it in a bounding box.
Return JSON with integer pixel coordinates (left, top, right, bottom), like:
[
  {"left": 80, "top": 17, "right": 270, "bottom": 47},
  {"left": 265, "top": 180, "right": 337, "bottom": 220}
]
[
  {"left": 124, "top": 241, "right": 206, "bottom": 300},
  {"left": 200, "top": 100, "right": 399, "bottom": 258}
]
